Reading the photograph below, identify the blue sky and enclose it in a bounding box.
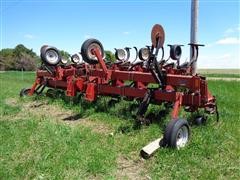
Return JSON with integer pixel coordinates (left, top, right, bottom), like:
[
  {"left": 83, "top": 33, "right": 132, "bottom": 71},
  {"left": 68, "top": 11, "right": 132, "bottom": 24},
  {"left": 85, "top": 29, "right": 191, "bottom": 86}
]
[{"left": 1, "top": 0, "right": 239, "bottom": 68}]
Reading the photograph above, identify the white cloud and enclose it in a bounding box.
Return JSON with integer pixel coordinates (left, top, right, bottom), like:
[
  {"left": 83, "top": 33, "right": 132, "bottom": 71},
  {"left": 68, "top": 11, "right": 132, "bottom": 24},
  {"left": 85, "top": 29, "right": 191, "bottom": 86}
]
[
  {"left": 199, "top": 53, "right": 232, "bottom": 61},
  {"left": 224, "top": 25, "right": 240, "bottom": 35},
  {"left": 24, "top": 34, "right": 35, "bottom": 39},
  {"left": 123, "top": 31, "right": 130, "bottom": 35},
  {"left": 216, "top": 37, "right": 240, "bottom": 45},
  {"left": 225, "top": 28, "right": 234, "bottom": 34},
  {"left": 198, "top": 52, "right": 239, "bottom": 69},
  {"left": 216, "top": 53, "right": 232, "bottom": 59}
]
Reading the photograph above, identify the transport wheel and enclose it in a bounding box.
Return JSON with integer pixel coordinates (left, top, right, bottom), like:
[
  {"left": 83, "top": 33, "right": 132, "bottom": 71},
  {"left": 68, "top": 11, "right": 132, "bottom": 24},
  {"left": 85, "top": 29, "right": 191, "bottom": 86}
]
[
  {"left": 163, "top": 119, "right": 190, "bottom": 149},
  {"left": 40, "top": 45, "right": 61, "bottom": 66},
  {"left": 81, "top": 39, "right": 104, "bottom": 64},
  {"left": 20, "top": 88, "right": 31, "bottom": 97},
  {"left": 194, "top": 116, "right": 206, "bottom": 126}
]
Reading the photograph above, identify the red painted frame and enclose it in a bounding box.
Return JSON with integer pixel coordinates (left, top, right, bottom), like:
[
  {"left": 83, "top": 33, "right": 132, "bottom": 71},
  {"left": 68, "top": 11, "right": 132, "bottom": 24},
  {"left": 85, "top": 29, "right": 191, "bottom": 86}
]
[{"left": 29, "top": 48, "right": 216, "bottom": 120}]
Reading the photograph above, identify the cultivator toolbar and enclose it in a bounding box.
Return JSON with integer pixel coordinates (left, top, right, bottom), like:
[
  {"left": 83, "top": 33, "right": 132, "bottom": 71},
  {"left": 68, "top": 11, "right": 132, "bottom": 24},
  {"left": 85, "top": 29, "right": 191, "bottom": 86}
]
[{"left": 20, "top": 24, "right": 218, "bottom": 149}]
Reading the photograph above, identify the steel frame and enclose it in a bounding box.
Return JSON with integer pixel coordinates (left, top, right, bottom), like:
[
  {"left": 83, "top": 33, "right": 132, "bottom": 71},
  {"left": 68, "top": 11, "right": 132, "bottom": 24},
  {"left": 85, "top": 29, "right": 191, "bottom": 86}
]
[{"left": 29, "top": 48, "right": 217, "bottom": 122}]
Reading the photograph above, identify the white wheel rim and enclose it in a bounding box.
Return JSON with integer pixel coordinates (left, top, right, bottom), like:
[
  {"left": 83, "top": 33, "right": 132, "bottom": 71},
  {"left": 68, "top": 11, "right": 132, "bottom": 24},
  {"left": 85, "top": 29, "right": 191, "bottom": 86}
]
[
  {"left": 46, "top": 50, "right": 59, "bottom": 64},
  {"left": 87, "top": 43, "right": 102, "bottom": 60},
  {"left": 117, "top": 49, "right": 126, "bottom": 61},
  {"left": 176, "top": 126, "right": 189, "bottom": 149},
  {"left": 73, "top": 56, "right": 79, "bottom": 63},
  {"left": 61, "top": 58, "right": 68, "bottom": 64},
  {"left": 73, "top": 53, "right": 83, "bottom": 64}
]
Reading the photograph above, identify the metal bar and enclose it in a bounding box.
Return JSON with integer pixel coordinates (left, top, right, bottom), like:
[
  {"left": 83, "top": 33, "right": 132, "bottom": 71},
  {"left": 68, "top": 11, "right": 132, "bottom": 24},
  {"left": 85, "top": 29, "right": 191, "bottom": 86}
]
[
  {"left": 171, "top": 93, "right": 183, "bottom": 119},
  {"left": 92, "top": 49, "right": 108, "bottom": 77},
  {"left": 190, "top": 0, "right": 199, "bottom": 74}
]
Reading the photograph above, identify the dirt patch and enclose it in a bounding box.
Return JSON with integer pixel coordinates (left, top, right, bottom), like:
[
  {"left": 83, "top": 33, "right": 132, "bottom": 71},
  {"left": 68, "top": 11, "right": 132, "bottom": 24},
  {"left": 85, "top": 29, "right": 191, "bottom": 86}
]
[
  {"left": 21, "top": 101, "right": 73, "bottom": 122},
  {"left": 5, "top": 100, "right": 113, "bottom": 135},
  {"left": 76, "top": 118, "right": 112, "bottom": 135},
  {"left": 5, "top": 98, "right": 19, "bottom": 107},
  {"left": 116, "top": 156, "right": 149, "bottom": 180}
]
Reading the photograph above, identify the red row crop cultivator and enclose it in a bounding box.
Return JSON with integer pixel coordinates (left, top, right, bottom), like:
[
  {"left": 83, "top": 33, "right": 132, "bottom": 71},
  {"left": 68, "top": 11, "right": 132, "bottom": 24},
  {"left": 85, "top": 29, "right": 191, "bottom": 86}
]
[{"left": 20, "top": 24, "right": 218, "bottom": 149}]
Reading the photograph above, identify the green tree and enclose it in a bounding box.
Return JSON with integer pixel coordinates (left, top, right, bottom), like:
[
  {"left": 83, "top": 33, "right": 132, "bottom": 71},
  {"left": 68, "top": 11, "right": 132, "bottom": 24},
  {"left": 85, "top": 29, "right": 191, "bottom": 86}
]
[
  {"left": 105, "top": 50, "right": 116, "bottom": 62},
  {"left": 0, "top": 44, "right": 38, "bottom": 71},
  {"left": 13, "top": 44, "right": 37, "bottom": 58},
  {"left": 59, "top": 50, "right": 71, "bottom": 60}
]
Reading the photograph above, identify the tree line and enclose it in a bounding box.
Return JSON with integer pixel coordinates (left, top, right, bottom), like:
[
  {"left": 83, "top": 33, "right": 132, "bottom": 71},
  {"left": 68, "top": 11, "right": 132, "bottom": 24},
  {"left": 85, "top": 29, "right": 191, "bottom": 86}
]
[
  {"left": 0, "top": 44, "right": 115, "bottom": 71},
  {"left": 0, "top": 44, "right": 39, "bottom": 71}
]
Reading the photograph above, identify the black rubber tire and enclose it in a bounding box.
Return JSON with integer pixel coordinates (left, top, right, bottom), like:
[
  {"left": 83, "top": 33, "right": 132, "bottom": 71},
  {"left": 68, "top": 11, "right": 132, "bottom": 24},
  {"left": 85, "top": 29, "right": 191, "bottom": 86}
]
[
  {"left": 20, "top": 88, "right": 31, "bottom": 97},
  {"left": 139, "top": 48, "right": 150, "bottom": 61},
  {"left": 163, "top": 119, "right": 190, "bottom": 149},
  {"left": 46, "top": 88, "right": 56, "bottom": 98},
  {"left": 194, "top": 116, "right": 206, "bottom": 126},
  {"left": 40, "top": 45, "right": 61, "bottom": 66},
  {"left": 81, "top": 39, "right": 104, "bottom": 64},
  {"left": 170, "top": 45, "right": 182, "bottom": 60}
]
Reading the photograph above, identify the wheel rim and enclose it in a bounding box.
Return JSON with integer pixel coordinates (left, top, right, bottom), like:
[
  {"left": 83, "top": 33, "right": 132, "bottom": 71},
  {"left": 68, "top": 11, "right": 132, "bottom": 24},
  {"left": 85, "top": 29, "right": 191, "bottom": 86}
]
[
  {"left": 22, "top": 89, "right": 30, "bottom": 96},
  {"left": 140, "top": 48, "right": 150, "bottom": 61},
  {"left": 72, "top": 54, "right": 81, "bottom": 63},
  {"left": 61, "top": 58, "right": 68, "bottom": 64},
  {"left": 116, "top": 49, "right": 126, "bottom": 61},
  {"left": 176, "top": 125, "right": 189, "bottom": 149},
  {"left": 73, "top": 57, "right": 79, "bottom": 63},
  {"left": 87, "top": 43, "right": 102, "bottom": 60},
  {"left": 46, "top": 50, "right": 59, "bottom": 64}
]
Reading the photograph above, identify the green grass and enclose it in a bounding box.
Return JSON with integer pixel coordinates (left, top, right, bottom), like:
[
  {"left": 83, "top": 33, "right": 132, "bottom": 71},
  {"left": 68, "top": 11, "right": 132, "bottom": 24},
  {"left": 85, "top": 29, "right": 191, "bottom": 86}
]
[
  {"left": 198, "top": 69, "right": 240, "bottom": 78},
  {"left": 201, "top": 74, "right": 240, "bottom": 78},
  {"left": 0, "top": 71, "right": 240, "bottom": 179},
  {"left": 198, "top": 69, "right": 240, "bottom": 74}
]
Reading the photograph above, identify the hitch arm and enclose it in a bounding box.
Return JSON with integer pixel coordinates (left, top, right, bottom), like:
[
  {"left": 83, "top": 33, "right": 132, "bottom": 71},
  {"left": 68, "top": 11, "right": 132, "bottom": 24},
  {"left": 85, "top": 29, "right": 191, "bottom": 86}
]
[{"left": 92, "top": 48, "right": 108, "bottom": 77}]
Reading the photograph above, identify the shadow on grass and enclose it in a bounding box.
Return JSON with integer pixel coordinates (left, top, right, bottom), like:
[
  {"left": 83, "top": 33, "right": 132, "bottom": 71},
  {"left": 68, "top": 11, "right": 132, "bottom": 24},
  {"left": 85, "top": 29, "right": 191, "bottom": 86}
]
[
  {"left": 37, "top": 89, "right": 173, "bottom": 133},
  {"left": 62, "top": 114, "right": 83, "bottom": 121}
]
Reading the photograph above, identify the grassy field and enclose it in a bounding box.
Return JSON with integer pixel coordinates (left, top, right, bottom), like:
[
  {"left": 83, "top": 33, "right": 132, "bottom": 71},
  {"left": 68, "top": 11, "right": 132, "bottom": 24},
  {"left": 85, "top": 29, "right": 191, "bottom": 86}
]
[
  {"left": 0, "top": 71, "right": 240, "bottom": 179},
  {"left": 198, "top": 69, "right": 240, "bottom": 78}
]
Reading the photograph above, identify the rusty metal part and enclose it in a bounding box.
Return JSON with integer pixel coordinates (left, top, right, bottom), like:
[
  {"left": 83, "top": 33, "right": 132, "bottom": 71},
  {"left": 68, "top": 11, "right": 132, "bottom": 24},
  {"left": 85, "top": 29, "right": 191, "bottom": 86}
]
[{"left": 151, "top": 24, "right": 165, "bottom": 48}]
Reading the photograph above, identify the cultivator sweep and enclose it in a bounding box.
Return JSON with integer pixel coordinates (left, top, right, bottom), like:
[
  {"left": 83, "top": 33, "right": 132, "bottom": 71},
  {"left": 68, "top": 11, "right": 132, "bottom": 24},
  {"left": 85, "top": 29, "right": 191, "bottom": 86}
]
[{"left": 20, "top": 24, "right": 218, "bottom": 149}]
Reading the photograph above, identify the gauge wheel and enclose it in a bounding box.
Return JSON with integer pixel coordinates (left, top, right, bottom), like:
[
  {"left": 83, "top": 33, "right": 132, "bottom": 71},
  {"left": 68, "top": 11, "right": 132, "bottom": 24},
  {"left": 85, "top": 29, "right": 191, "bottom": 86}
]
[
  {"left": 71, "top": 53, "right": 82, "bottom": 64},
  {"left": 139, "top": 48, "right": 150, "bottom": 61},
  {"left": 170, "top": 45, "right": 182, "bottom": 60},
  {"left": 115, "top": 49, "right": 126, "bottom": 61},
  {"left": 81, "top": 39, "right": 104, "bottom": 64},
  {"left": 40, "top": 45, "right": 61, "bottom": 65},
  {"left": 46, "top": 88, "right": 56, "bottom": 98},
  {"left": 194, "top": 116, "right": 206, "bottom": 126},
  {"left": 20, "top": 88, "right": 31, "bottom": 97},
  {"left": 163, "top": 118, "right": 190, "bottom": 149}
]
